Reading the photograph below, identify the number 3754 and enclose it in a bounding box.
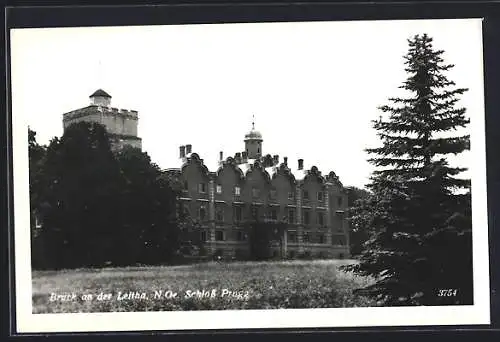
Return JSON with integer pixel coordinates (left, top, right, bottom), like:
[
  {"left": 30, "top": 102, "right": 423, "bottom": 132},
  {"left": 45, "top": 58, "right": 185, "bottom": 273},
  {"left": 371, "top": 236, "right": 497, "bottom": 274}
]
[{"left": 437, "top": 289, "right": 458, "bottom": 297}]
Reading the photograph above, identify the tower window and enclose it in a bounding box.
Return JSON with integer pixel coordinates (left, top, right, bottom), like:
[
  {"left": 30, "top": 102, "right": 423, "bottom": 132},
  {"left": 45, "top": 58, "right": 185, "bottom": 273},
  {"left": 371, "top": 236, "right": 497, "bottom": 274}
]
[
  {"left": 338, "top": 196, "right": 343, "bottom": 206},
  {"left": 288, "top": 191, "right": 295, "bottom": 200},
  {"left": 303, "top": 190, "right": 309, "bottom": 200},
  {"left": 235, "top": 186, "right": 241, "bottom": 196},
  {"left": 201, "top": 231, "right": 207, "bottom": 241},
  {"left": 257, "top": 148, "right": 260, "bottom": 154},
  {"left": 216, "top": 184, "right": 222, "bottom": 194},
  {"left": 183, "top": 181, "right": 188, "bottom": 191}
]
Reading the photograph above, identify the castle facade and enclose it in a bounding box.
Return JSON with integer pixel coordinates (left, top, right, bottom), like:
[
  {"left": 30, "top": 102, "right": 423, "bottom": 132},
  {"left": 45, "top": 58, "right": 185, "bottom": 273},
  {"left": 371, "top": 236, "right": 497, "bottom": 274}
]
[
  {"left": 61, "top": 91, "right": 350, "bottom": 260},
  {"left": 168, "top": 123, "right": 351, "bottom": 260}
]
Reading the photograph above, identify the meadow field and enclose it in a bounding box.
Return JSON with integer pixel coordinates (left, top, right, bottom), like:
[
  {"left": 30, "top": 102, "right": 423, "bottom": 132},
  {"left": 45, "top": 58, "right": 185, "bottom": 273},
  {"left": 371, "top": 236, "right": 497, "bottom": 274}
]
[{"left": 32, "top": 259, "right": 377, "bottom": 313}]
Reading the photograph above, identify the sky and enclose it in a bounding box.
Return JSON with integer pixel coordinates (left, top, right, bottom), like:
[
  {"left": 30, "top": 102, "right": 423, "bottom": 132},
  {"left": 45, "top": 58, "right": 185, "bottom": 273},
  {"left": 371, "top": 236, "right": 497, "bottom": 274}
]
[{"left": 10, "top": 19, "right": 484, "bottom": 189}]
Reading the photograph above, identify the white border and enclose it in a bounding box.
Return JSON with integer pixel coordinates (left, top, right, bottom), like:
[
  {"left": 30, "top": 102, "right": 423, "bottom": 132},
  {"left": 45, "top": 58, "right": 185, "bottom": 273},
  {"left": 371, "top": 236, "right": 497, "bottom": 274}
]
[{"left": 12, "top": 19, "right": 490, "bottom": 333}]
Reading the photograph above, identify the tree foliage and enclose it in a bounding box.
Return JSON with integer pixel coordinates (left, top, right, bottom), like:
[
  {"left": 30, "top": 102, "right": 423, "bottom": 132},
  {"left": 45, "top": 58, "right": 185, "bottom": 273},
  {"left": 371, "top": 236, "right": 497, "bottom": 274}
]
[
  {"left": 31, "top": 122, "right": 182, "bottom": 269},
  {"left": 344, "top": 186, "right": 371, "bottom": 256},
  {"left": 29, "top": 128, "right": 48, "bottom": 268},
  {"left": 342, "top": 34, "right": 473, "bottom": 306},
  {"left": 245, "top": 219, "right": 287, "bottom": 261}
]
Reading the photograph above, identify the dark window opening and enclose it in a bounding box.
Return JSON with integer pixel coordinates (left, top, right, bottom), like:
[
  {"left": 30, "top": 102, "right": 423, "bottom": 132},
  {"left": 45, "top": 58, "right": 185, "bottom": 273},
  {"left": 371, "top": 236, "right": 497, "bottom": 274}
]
[
  {"left": 317, "top": 212, "right": 324, "bottom": 226},
  {"left": 198, "top": 183, "right": 207, "bottom": 193},
  {"left": 303, "top": 233, "right": 310, "bottom": 243},
  {"left": 199, "top": 207, "right": 206, "bottom": 221},
  {"left": 317, "top": 191, "right": 323, "bottom": 201},
  {"left": 288, "top": 208, "right": 295, "bottom": 223},
  {"left": 234, "top": 206, "right": 242, "bottom": 222},
  {"left": 303, "top": 210, "right": 310, "bottom": 225},
  {"left": 216, "top": 209, "right": 224, "bottom": 222},
  {"left": 215, "top": 231, "right": 224, "bottom": 241},
  {"left": 237, "top": 231, "right": 247, "bottom": 241}
]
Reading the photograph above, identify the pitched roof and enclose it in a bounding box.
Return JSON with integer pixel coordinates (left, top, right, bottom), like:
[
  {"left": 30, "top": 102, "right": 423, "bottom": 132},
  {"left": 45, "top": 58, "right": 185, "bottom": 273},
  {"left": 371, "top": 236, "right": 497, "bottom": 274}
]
[{"left": 90, "top": 89, "right": 112, "bottom": 98}]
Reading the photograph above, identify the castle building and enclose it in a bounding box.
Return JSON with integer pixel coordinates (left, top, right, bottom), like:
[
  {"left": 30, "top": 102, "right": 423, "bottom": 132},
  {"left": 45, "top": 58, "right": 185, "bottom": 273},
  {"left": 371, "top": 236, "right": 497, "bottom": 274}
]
[
  {"left": 168, "top": 122, "right": 351, "bottom": 260},
  {"left": 62, "top": 89, "right": 142, "bottom": 151},
  {"left": 60, "top": 90, "right": 349, "bottom": 259}
]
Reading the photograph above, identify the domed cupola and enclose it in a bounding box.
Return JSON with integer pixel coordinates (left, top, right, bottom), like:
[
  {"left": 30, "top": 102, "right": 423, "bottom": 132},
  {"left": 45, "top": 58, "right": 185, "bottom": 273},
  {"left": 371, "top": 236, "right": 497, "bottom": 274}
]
[
  {"left": 244, "top": 116, "right": 263, "bottom": 159},
  {"left": 244, "top": 127, "right": 263, "bottom": 141}
]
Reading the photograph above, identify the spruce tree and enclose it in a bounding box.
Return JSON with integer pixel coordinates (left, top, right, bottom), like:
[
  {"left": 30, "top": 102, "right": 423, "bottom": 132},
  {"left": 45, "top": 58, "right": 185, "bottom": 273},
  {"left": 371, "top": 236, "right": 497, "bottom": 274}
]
[{"left": 343, "top": 34, "right": 472, "bottom": 306}]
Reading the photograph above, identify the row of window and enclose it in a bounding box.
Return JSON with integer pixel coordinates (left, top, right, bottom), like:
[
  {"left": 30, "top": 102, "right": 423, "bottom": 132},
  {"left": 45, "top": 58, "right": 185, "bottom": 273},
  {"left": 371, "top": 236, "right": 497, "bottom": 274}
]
[
  {"left": 200, "top": 231, "right": 345, "bottom": 245},
  {"left": 288, "top": 232, "right": 327, "bottom": 244},
  {"left": 188, "top": 182, "right": 342, "bottom": 205},
  {"left": 196, "top": 205, "right": 329, "bottom": 226},
  {"left": 200, "top": 230, "right": 247, "bottom": 242}
]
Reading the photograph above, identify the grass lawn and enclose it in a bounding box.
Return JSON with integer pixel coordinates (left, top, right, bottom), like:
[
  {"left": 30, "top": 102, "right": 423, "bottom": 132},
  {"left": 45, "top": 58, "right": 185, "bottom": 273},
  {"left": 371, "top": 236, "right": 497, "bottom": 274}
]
[{"left": 32, "top": 259, "right": 377, "bottom": 313}]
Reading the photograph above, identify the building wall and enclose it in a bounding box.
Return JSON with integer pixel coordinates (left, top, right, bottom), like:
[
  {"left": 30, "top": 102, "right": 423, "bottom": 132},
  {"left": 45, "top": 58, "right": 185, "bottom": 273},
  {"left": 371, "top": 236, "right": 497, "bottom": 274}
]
[
  {"left": 245, "top": 140, "right": 262, "bottom": 159},
  {"left": 101, "top": 112, "right": 138, "bottom": 136},
  {"left": 63, "top": 106, "right": 141, "bottom": 151},
  {"left": 179, "top": 155, "right": 351, "bottom": 260},
  {"left": 63, "top": 112, "right": 102, "bottom": 129}
]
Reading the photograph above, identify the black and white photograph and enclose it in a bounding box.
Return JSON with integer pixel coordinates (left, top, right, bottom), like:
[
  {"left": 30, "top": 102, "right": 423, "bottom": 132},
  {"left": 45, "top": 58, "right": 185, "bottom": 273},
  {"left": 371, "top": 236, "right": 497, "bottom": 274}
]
[{"left": 9, "top": 16, "right": 490, "bottom": 332}]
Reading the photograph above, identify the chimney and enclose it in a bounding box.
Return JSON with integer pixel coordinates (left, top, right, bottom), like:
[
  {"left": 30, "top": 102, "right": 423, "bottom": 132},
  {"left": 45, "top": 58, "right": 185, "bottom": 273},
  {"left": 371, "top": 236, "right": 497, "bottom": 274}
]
[
  {"left": 180, "top": 145, "right": 186, "bottom": 158},
  {"left": 186, "top": 144, "right": 192, "bottom": 154},
  {"left": 219, "top": 151, "right": 223, "bottom": 161},
  {"left": 284, "top": 157, "right": 288, "bottom": 166},
  {"left": 242, "top": 151, "right": 248, "bottom": 163},
  {"left": 273, "top": 155, "right": 279, "bottom": 165},
  {"left": 298, "top": 159, "right": 304, "bottom": 170}
]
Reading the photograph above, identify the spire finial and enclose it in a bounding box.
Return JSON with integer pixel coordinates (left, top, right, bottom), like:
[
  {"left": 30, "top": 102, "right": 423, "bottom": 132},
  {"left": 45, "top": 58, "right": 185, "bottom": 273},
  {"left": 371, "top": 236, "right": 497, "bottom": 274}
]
[
  {"left": 252, "top": 114, "right": 255, "bottom": 130},
  {"left": 97, "top": 59, "right": 103, "bottom": 87}
]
